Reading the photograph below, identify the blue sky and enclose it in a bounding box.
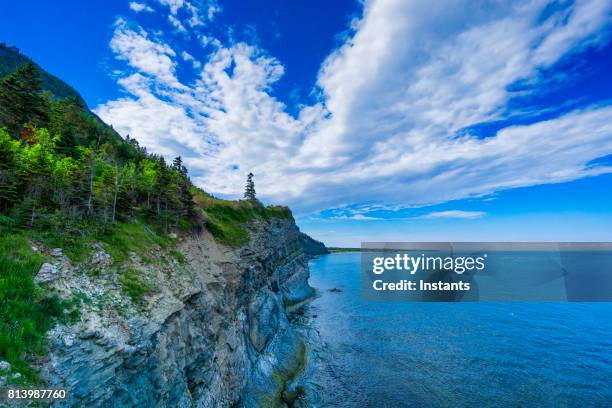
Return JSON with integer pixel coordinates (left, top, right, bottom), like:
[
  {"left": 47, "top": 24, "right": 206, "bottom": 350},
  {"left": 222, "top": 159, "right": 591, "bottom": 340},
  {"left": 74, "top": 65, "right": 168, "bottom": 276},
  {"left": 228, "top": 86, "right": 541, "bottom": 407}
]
[{"left": 1, "top": 0, "right": 612, "bottom": 246}]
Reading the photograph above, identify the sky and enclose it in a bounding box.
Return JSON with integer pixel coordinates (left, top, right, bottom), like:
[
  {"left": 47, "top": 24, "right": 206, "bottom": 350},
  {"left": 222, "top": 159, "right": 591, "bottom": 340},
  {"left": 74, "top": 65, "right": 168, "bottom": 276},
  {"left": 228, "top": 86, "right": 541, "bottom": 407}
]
[{"left": 1, "top": 0, "right": 612, "bottom": 246}]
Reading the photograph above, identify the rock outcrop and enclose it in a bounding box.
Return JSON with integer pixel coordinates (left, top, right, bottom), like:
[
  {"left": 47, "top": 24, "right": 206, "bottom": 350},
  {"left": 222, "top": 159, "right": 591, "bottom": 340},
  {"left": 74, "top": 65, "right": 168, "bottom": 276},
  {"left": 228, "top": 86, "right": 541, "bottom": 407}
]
[{"left": 41, "top": 217, "right": 316, "bottom": 407}]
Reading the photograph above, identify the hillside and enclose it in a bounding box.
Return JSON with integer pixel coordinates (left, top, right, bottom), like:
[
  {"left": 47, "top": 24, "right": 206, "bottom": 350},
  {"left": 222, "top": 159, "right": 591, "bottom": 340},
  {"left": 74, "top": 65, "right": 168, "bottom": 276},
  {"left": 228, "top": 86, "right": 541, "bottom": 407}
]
[{"left": 0, "top": 43, "right": 320, "bottom": 406}]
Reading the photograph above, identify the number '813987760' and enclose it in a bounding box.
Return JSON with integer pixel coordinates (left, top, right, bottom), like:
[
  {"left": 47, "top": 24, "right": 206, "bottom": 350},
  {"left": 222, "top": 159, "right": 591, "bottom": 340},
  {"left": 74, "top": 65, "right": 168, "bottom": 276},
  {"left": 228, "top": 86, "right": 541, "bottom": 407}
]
[{"left": 5, "top": 388, "right": 67, "bottom": 401}]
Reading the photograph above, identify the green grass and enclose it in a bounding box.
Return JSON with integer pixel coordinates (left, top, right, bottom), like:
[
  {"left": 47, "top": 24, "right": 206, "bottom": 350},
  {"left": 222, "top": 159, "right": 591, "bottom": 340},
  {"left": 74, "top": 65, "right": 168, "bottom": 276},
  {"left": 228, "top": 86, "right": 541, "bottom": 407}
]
[
  {"left": 4, "top": 211, "right": 179, "bottom": 265},
  {"left": 192, "top": 189, "right": 294, "bottom": 247},
  {"left": 0, "top": 228, "right": 74, "bottom": 382},
  {"left": 98, "top": 221, "right": 171, "bottom": 264},
  {"left": 119, "top": 267, "right": 152, "bottom": 305},
  {"left": 169, "top": 249, "right": 185, "bottom": 264},
  {"left": 0, "top": 215, "right": 174, "bottom": 381},
  {"left": 263, "top": 205, "right": 294, "bottom": 220}
]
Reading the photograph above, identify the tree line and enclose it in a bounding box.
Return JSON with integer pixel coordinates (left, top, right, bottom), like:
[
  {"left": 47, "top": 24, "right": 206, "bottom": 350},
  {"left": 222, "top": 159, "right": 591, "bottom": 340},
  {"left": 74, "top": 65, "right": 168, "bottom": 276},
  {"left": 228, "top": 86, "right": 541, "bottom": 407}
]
[{"left": 0, "top": 62, "right": 196, "bottom": 235}]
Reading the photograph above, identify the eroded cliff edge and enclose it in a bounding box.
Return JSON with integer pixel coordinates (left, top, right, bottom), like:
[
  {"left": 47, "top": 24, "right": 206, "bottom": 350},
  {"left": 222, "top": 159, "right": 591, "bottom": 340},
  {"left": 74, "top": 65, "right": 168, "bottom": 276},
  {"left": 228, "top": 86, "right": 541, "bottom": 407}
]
[{"left": 40, "top": 216, "right": 316, "bottom": 407}]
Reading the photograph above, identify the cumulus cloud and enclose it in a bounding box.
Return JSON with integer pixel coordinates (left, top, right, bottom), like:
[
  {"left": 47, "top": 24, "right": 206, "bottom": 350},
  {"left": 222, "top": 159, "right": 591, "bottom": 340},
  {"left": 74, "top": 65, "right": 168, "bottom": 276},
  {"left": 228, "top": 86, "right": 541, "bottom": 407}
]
[{"left": 96, "top": 0, "right": 612, "bottom": 217}]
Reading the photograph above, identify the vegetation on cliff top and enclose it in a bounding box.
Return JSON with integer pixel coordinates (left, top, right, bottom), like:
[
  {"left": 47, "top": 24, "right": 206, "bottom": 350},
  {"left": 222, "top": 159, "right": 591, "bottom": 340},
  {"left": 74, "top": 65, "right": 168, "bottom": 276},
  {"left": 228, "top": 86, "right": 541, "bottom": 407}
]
[
  {"left": 0, "top": 45, "right": 294, "bottom": 383},
  {"left": 192, "top": 188, "right": 293, "bottom": 247}
]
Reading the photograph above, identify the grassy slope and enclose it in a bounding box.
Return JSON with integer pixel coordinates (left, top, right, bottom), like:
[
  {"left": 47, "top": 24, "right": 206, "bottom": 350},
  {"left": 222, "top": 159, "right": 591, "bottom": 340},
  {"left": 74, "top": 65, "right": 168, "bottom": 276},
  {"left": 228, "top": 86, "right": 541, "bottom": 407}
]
[{"left": 0, "top": 221, "right": 79, "bottom": 383}]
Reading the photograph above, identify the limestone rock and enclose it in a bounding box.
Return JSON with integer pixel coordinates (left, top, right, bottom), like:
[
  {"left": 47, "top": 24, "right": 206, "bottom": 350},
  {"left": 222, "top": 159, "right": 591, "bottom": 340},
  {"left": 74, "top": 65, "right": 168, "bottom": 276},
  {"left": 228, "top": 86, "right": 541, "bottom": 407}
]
[
  {"left": 90, "top": 247, "right": 111, "bottom": 268},
  {"left": 35, "top": 263, "right": 59, "bottom": 283}
]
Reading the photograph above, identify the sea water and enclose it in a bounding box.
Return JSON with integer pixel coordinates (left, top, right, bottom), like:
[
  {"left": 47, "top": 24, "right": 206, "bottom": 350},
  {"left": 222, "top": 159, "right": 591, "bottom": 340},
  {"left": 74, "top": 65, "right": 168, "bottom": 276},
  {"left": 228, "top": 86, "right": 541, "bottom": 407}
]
[{"left": 304, "top": 253, "right": 612, "bottom": 407}]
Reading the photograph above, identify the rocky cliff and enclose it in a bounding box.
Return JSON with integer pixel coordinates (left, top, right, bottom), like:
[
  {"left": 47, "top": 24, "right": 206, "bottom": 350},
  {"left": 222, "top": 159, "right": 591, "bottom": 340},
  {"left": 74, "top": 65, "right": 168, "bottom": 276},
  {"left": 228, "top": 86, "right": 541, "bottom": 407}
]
[
  {"left": 297, "top": 233, "right": 329, "bottom": 257},
  {"left": 38, "top": 216, "right": 316, "bottom": 407}
]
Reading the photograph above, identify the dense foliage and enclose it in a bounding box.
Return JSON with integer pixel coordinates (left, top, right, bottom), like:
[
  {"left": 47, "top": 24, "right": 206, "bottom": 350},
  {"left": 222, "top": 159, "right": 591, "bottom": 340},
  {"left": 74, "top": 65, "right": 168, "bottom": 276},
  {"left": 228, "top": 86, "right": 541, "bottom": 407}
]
[{"left": 0, "top": 62, "right": 197, "bottom": 240}]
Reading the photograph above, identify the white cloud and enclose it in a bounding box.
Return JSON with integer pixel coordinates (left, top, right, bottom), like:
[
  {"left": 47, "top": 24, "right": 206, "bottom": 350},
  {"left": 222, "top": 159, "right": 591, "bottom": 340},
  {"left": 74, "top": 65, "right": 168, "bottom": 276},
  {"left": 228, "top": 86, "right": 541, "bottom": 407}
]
[
  {"left": 330, "top": 214, "right": 384, "bottom": 221},
  {"left": 181, "top": 50, "right": 202, "bottom": 69},
  {"left": 96, "top": 0, "right": 612, "bottom": 216},
  {"left": 168, "top": 14, "right": 187, "bottom": 32},
  {"left": 129, "top": 2, "right": 154, "bottom": 13},
  {"left": 157, "top": 0, "right": 184, "bottom": 15},
  {"left": 417, "top": 210, "right": 486, "bottom": 219},
  {"left": 156, "top": 0, "right": 220, "bottom": 27},
  {"left": 109, "top": 18, "right": 182, "bottom": 88}
]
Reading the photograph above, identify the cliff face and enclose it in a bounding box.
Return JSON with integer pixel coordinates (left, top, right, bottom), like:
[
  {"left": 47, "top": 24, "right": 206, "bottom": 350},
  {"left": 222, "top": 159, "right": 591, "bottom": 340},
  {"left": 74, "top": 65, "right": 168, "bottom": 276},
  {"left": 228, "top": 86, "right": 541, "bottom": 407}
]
[
  {"left": 40, "top": 217, "right": 315, "bottom": 407},
  {"left": 298, "top": 233, "right": 329, "bottom": 257}
]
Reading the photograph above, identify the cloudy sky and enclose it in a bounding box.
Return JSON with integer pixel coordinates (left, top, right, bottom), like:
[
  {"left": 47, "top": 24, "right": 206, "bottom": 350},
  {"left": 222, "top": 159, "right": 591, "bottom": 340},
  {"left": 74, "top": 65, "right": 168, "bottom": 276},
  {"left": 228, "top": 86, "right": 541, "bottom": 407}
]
[{"left": 2, "top": 0, "right": 612, "bottom": 245}]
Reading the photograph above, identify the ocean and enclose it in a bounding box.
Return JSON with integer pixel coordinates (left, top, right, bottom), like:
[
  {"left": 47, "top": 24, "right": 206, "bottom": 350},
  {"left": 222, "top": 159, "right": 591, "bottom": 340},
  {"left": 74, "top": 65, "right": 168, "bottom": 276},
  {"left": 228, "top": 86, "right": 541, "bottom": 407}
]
[{"left": 302, "top": 253, "right": 612, "bottom": 407}]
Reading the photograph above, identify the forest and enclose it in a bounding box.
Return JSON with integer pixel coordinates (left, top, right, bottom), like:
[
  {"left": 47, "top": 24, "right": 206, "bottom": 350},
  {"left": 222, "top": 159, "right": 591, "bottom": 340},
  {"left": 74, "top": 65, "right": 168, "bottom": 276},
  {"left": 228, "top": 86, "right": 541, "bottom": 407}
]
[{"left": 0, "top": 62, "right": 197, "bottom": 237}]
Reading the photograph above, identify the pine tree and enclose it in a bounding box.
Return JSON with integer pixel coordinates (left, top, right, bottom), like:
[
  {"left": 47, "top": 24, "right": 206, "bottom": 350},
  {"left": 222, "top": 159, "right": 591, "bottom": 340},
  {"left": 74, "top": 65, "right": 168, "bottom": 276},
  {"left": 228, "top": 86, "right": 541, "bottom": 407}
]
[
  {"left": 244, "top": 172, "right": 256, "bottom": 201},
  {"left": 0, "top": 62, "right": 48, "bottom": 135},
  {"left": 0, "top": 129, "right": 22, "bottom": 211}
]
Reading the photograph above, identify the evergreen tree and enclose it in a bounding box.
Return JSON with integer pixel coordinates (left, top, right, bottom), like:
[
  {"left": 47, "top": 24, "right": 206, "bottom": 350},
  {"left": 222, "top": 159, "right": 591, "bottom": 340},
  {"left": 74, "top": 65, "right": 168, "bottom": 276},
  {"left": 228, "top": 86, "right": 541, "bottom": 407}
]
[
  {"left": 0, "top": 62, "right": 48, "bottom": 135},
  {"left": 0, "top": 129, "right": 22, "bottom": 211},
  {"left": 244, "top": 172, "right": 256, "bottom": 201},
  {"left": 0, "top": 63, "right": 201, "bottom": 234},
  {"left": 55, "top": 128, "right": 78, "bottom": 157}
]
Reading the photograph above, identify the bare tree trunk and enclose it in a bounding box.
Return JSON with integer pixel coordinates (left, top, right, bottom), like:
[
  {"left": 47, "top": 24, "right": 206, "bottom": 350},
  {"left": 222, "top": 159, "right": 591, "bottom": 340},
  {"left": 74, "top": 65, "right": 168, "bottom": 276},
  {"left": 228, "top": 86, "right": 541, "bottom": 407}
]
[
  {"left": 111, "top": 165, "right": 121, "bottom": 224},
  {"left": 28, "top": 189, "right": 38, "bottom": 228},
  {"left": 164, "top": 201, "right": 169, "bottom": 234},
  {"left": 87, "top": 154, "right": 94, "bottom": 215},
  {"left": 29, "top": 205, "right": 36, "bottom": 228}
]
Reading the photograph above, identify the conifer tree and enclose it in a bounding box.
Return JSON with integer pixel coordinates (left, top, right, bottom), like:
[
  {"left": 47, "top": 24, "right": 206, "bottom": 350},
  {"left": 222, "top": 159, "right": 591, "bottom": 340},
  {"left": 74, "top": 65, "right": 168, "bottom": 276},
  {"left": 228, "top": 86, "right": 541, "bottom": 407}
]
[
  {"left": 244, "top": 172, "right": 256, "bottom": 201},
  {"left": 0, "top": 62, "right": 48, "bottom": 135}
]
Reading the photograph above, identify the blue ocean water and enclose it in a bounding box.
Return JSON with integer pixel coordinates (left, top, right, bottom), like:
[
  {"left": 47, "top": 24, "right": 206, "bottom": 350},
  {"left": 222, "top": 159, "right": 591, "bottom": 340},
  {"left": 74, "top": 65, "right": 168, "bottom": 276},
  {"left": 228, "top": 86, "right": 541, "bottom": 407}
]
[{"left": 305, "top": 253, "right": 612, "bottom": 407}]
